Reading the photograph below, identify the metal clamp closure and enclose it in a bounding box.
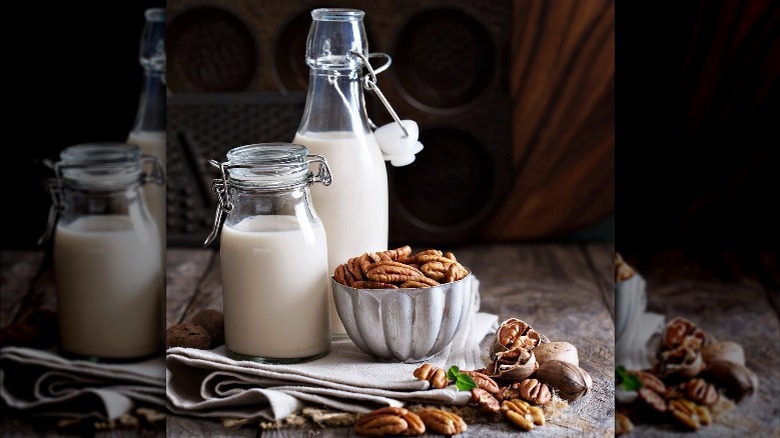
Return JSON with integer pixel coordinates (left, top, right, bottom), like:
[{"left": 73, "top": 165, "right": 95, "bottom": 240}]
[{"left": 348, "top": 50, "right": 409, "bottom": 138}]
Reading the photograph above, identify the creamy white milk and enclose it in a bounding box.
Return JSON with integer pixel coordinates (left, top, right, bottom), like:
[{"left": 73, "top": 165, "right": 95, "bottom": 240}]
[
  {"left": 127, "top": 130, "right": 166, "bottom": 252},
  {"left": 220, "top": 215, "right": 331, "bottom": 359},
  {"left": 54, "top": 214, "right": 162, "bottom": 359},
  {"left": 292, "top": 131, "right": 389, "bottom": 336}
]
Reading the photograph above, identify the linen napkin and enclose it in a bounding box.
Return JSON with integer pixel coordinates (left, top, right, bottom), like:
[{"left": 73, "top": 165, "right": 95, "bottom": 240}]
[
  {"left": 166, "top": 278, "right": 499, "bottom": 421},
  {"left": 0, "top": 347, "right": 165, "bottom": 421}
]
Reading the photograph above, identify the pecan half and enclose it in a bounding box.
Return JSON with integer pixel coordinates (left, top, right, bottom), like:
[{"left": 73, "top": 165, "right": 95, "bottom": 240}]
[
  {"left": 501, "top": 399, "right": 545, "bottom": 430},
  {"left": 615, "top": 411, "right": 634, "bottom": 435},
  {"left": 416, "top": 409, "right": 467, "bottom": 435},
  {"left": 682, "top": 378, "right": 719, "bottom": 406},
  {"left": 412, "top": 364, "right": 448, "bottom": 389},
  {"left": 518, "top": 378, "right": 552, "bottom": 406},
  {"left": 638, "top": 387, "right": 667, "bottom": 413},
  {"left": 354, "top": 407, "right": 421, "bottom": 436},
  {"left": 469, "top": 388, "right": 500, "bottom": 414},
  {"left": 630, "top": 370, "right": 666, "bottom": 394},
  {"left": 668, "top": 398, "right": 706, "bottom": 431},
  {"left": 461, "top": 370, "right": 500, "bottom": 394}
]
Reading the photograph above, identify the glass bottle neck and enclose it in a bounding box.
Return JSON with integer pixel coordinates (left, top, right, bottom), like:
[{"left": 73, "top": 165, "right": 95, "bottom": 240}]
[
  {"left": 297, "top": 68, "right": 372, "bottom": 135},
  {"left": 131, "top": 71, "right": 166, "bottom": 133}
]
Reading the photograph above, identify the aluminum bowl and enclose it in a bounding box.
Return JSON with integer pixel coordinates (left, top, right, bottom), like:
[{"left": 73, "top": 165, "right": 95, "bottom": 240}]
[{"left": 331, "top": 273, "right": 474, "bottom": 363}]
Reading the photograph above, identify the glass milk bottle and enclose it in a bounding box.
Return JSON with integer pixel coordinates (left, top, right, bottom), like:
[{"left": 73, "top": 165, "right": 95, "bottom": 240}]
[
  {"left": 127, "top": 7, "right": 166, "bottom": 255},
  {"left": 205, "top": 143, "right": 333, "bottom": 363},
  {"left": 40, "top": 143, "right": 164, "bottom": 360},
  {"left": 293, "top": 8, "right": 389, "bottom": 337}
]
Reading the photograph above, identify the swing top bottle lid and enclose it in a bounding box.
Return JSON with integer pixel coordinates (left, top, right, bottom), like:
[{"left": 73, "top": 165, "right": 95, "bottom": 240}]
[{"left": 306, "top": 8, "right": 368, "bottom": 70}]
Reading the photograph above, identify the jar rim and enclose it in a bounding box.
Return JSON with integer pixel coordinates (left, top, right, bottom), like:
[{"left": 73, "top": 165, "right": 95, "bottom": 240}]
[
  {"left": 58, "top": 142, "right": 144, "bottom": 189},
  {"left": 223, "top": 143, "right": 311, "bottom": 190}
]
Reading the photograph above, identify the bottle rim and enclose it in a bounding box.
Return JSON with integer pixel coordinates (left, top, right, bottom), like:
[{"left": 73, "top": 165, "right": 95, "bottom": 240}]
[
  {"left": 311, "top": 8, "right": 365, "bottom": 21},
  {"left": 145, "top": 8, "right": 165, "bottom": 22}
]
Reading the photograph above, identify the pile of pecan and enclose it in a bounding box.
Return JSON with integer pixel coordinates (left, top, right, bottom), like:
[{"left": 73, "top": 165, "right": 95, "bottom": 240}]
[
  {"left": 616, "top": 317, "right": 759, "bottom": 433},
  {"left": 405, "top": 318, "right": 592, "bottom": 433},
  {"left": 333, "top": 246, "right": 469, "bottom": 289}
]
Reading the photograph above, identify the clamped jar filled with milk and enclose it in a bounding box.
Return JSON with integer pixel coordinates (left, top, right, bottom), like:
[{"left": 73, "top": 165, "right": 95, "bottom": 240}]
[
  {"left": 39, "top": 142, "right": 165, "bottom": 361},
  {"left": 204, "top": 143, "right": 333, "bottom": 363},
  {"left": 294, "top": 8, "right": 424, "bottom": 338}
]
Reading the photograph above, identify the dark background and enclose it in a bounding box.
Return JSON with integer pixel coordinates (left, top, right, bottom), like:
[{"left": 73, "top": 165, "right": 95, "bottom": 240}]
[
  {"left": 2, "top": 0, "right": 778, "bottom": 252},
  {"left": 3, "top": 0, "right": 164, "bottom": 250},
  {"left": 615, "top": 0, "right": 780, "bottom": 253}
]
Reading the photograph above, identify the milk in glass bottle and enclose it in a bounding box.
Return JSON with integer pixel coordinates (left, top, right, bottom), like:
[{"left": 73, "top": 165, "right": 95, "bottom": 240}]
[
  {"left": 40, "top": 143, "right": 165, "bottom": 360},
  {"left": 205, "top": 143, "right": 333, "bottom": 363},
  {"left": 293, "top": 8, "right": 389, "bottom": 337},
  {"left": 127, "top": 7, "right": 166, "bottom": 254}
]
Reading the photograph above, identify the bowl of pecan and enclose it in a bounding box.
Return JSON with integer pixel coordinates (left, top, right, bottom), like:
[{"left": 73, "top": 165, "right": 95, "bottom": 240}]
[{"left": 331, "top": 245, "right": 475, "bottom": 363}]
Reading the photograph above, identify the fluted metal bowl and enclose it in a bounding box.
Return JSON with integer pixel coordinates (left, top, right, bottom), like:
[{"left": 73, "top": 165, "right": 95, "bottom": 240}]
[{"left": 331, "top": 273, "right": 474, "bottom": 363}]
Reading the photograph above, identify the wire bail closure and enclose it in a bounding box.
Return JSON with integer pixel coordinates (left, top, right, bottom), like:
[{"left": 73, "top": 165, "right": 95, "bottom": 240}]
[
  {"left": 37, "top": 154, "right": 164, "bottom": 245},
  {"left": 203, "top": 154, "right": 332, "bottom": 247},
  {"left": 349, "top": 51, "right": 409, "bottom": 138}
]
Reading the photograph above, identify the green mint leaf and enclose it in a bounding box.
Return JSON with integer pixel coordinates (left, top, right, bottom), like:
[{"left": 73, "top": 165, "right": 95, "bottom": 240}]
[
  {"left": 447, "top": 365, "right": 461, "bottom": 381},
  {"left": 455, "top": 373, "right": 477, "bottom": 391},
  {"left": 616, "top": 366, "right": 642, "bottom": 391},
  {"left": 621, "top": 373, "right": 642, "bottom": 391}
]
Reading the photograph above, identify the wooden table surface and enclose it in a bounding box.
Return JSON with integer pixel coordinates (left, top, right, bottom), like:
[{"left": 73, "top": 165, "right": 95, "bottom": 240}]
[
  {"left": 5, "top": 243, "right": 777, "bottom": 437},
  {"left": 165, "top": 243, "right": 616, "bottom": 437}
]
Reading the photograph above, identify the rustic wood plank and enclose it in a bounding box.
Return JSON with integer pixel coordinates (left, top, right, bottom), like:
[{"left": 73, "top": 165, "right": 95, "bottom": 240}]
[
  {"left": 166, "top": 248, "right": 216, "bottom": 326},
  {"left": 620, "top": 249, "right": 780, "bottom": 436},
  {"left": 583, "top": 242, "right": 616, "bottom": 321},
  {"left": 179, "top": 250, "right": 224, "bottom": 323},
  {"left": 0, "top": 250, "right": 46, "bottom": 326}
]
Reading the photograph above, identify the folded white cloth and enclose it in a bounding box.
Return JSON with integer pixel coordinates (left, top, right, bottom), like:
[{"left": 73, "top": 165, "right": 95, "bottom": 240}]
[
  {"left": 0, "top": 347, "right": 165, "bottom": 421},
  {"left": 615, "top": 273, "right": 665, "bottom": 370},
  {"left": 166, "top": 309, "right": 499, "bottom": 422}
]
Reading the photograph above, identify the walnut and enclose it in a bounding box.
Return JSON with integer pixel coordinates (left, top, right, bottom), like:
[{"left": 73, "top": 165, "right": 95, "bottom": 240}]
[
  {"left": 412, "top": 363, "right": 448, "bottom": 389},
  {"left": 518, "top": 378, "right": 552, "bottom": 406}
]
